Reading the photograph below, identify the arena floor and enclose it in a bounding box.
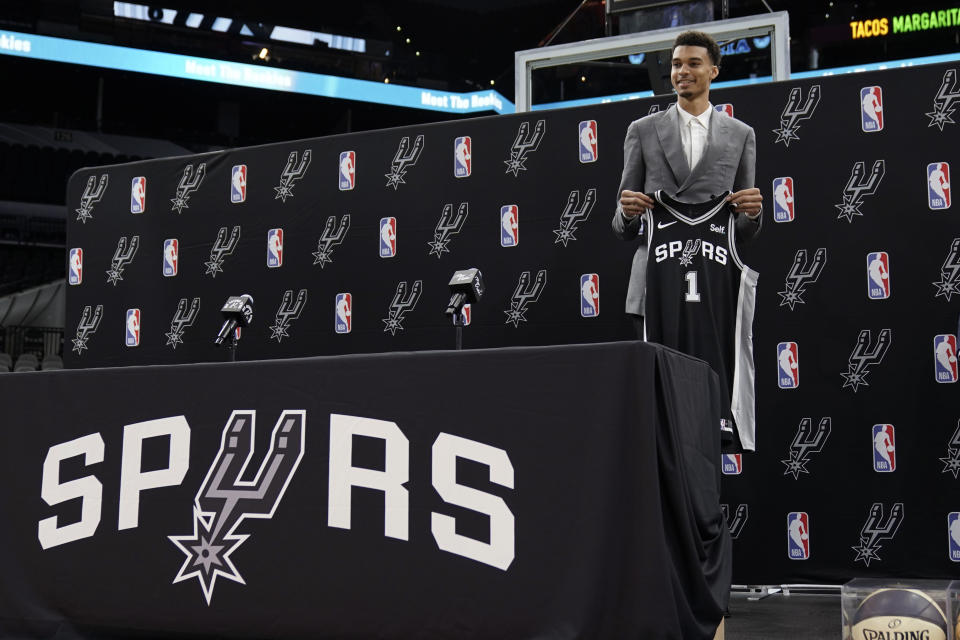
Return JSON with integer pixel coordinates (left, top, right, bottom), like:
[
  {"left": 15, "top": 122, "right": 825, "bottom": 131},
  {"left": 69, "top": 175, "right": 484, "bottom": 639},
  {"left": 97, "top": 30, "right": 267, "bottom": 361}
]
[{"left": 725, "top": 588, "right": 841, "bottom": 639}]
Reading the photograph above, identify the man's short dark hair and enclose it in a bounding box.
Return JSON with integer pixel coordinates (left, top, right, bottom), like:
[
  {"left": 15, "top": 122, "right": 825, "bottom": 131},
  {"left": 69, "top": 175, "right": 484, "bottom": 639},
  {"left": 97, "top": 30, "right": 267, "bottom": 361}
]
[{"left": 673, "top": 30, "right": 721, "bottom": 67}]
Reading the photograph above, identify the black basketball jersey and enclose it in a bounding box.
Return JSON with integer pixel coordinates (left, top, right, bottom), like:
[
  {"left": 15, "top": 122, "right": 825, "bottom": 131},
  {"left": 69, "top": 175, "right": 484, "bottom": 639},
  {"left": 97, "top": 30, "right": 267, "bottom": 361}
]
[{"left": 643, "top": 190, "right": 758, "bottom": 452}]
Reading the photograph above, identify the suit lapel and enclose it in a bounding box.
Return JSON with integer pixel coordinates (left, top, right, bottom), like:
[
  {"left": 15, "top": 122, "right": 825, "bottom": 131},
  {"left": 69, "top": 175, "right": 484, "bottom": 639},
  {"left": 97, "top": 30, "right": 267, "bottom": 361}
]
[{"left": 655, "top": 105, "right": 689, "bottom": 188}]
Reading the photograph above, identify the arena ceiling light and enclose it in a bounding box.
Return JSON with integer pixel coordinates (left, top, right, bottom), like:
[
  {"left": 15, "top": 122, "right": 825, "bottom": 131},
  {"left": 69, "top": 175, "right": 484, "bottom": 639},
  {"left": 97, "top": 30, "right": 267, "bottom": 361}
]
[{"left": 113, "top": 2, "right": 367, "bottom": 53}]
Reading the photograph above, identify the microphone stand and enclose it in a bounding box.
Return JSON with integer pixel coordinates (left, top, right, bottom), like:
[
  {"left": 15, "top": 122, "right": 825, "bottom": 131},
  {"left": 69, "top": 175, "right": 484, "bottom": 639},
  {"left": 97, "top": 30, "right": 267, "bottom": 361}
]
[{"left": 452, "top": 311, "right": 463, "bottom": 351}]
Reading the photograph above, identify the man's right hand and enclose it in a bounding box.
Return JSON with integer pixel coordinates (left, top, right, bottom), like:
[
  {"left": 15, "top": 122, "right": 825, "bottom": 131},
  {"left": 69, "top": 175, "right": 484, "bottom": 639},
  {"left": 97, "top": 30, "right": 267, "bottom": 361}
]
[{"left": 620, "top": 190, "right": 655, "bottom": 218}]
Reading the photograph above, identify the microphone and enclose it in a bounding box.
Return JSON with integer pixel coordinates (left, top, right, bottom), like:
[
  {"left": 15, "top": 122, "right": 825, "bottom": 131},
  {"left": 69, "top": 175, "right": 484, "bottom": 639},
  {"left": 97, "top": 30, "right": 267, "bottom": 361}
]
[
  {"left": 215, "top": 294, "right": 255, "bottom": 345},
  {"left": 445, "top": 268, "right": 484, "bottom": 317}
]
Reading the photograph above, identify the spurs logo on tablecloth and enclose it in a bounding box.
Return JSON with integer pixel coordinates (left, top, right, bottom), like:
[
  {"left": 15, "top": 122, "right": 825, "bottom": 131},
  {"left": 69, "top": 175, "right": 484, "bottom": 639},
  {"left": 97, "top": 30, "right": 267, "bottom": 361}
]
[
  {"left": 852, "top": 502, "right": 903, "bottom": 566},
  {"left": 428, "top": 203, "right": 469, "bottom": 257},
  {"left": 385, "top": 135, "right": 424, "bottom": 189},
  {"left": 382, "top": 280, "right": 423, "bottom": 335},
  {"left": 504, "top": 270, "right": 547, "bottom": 327},
  {"left": 204, "top": 226, "right": 241, "bottom": 277},
  {"left": 841, "top": 328, "right": 891, "bottom": 392},
  {"left": 553, "top": 189, "right": 596, "bottom": 246},
  {"left": 933, "top": 237, "right": 960, "bottom": 301},
  {"left": 170, "top": 163, "right": 206, "bottom": 213},
  {"left": 772, "top": 85, "right": 821, "bottom": 146},
  {"left": 835, "top": 160, "right": 885, "bottom": 222},
  {"left": 778, "top": 248, "right": 827, "bottom": 310},
  {"left": 165, "top": 297, "right": 200, "bottom": 349},
  {"left": 312, "top": 215, "right": 351, "bottom": 267},
  {"left": 269, "top": 289, "right": 308, "bottom": 342},
  {"left": 75, "top": 174, "right": 108, "bottom": 223},
  {"left": 721, "top": 504, "right": 749, "bottom": 539},
  {"left": 940, "top": 419, "right": 960, "bottom": 478},
  {"left": 926, "top": 68, "right": 960, "bottom": 131},
  {"left": 106, "top": 236, "right": 139, "bottom": 285},
  {"left": 274, "top": 149, "right": 311, "bottom": 202},
  {"left": 781, "top": 417, "right": 831, "bottom": 479},
  {"left": 504, "top": 120, "right": 545, "bottom": 176},
  {"left": 170, "top": 410, "right": 305, "bottom": 604},
  {"left": 71, "top": 304, "right": 103, "bottom": 354}
]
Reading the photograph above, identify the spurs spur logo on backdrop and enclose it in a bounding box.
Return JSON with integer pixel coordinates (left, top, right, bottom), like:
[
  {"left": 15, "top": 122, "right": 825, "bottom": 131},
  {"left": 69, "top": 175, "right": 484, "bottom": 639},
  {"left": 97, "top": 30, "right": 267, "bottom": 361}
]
[
  {"left": 171, "top": 163, "right": 206, "bottom": 213},
  {"left": 927, "top": 68, "right": 960, "bottom": 131},
  {"left": 504, "top": 270, "right": 547, "bottom": 327},
  {"left": 773, "top": 85, "right": 821, "bottom": 146},
  {"left": 205, "top": 226, "right": 241, "bottom": 277},
  {"left": 553, "top": 189, "right": 596, "bottom": 246},
  {"left": 933, "top": 237, "right": 960, "bottom": 301},
  {"left": 835, "top": 160, "right": 885, "bottom": 222},
  {"left": 781, "top": 418, "right": 831, "bottom": 479},
  {"left": 852, "top": 502, "right": 903, "bottom": 566},
  {"left": 274, "top": 150, "right": 311, "bottom": 202},
  {"left": 106, "top": 236, "right": 139, "bottom": 285},
  {"left": 428, "top": 203, "right": 469, "bottom": 257},
  {"left": 504, "top": 120, "right": 545, "bottom": 176},
  {"left": 385, "top": 136, "right": 424, "bottom": 189},
  {"left": 778, "top": 248, "right": 827, "bottom": 310},
  {"left": 382, "top": 280, "right": 423, "bottom": 335},
  {"left": 940, "top": 419, "right": 960, "bottom": 478},
  {"left": 170, "top": 410, "right": 305, "bottom": 604},
  {"left": 71, "top": 304, "right": 103, "bottom": 354},
  {"left": 76, "top": 174, "right": 108, "bottom": 223},
  {"left": 269, "top": 289, "right": 308, "bottom": 342},
  {"left": 312, "top": 215, "right": 351, "bottom": 267},
  {"left": 841, "top": 329, "right": 891, "bottom": 392},
  {"left": 721, "top": 504, "right": 749, "bottom": 539},
  {"left": 165, "top": 297, "right": 200, "bottom": 349}
]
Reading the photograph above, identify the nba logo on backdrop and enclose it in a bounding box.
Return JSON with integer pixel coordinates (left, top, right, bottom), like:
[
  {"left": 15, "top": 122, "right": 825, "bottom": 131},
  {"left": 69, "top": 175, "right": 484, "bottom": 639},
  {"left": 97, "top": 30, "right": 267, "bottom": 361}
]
[
  {"left": 125, "top": 308, "right": 140, "bottom": 347},
  {"left": 949, "top": 513, "right": 960, "bottom": 561},
  {"left": 934, "top": 334, "right": 958, "bottom": 383},
  {"left": 866, "top": 252, "right": 891, "bottom": 299},
  {"left": 580, "top": 273, "right": 599, "bottom": 317},
  {"left": 872, "top": 424, "right": 896, "bottom": 472},
  {"left": 130, "top": 176, "right": 146, "bottom": 214},
  {"left": 721, "top": 454, "right": 742, "bottom": 475},
  {"left": 380, "top": 217, "right": 397, "bottom": 257},
  {"left": 339, "top": 151, "right": 355, "bottom": 190},
  {"left": 927, "top": 162, "right": 951, "bottom": 210},
  {"left": 578, "top": 121, "right": 597, "bottom": 163},
  {"left": 777, "top": 342, "right": 799, "bottom": 389},
  {"left": 267, "top": 228, "right": 283, "bottom": 268},
  {"left": 860, "top": 86, "right": 883, "bottom": 132},
  {"left": 335, "top": 293, "right": 352, "bottom": 334},
  {"left": 68, "top": 248, "right": 83, "bottom": 285},
  {"left": 772, "top": 177, "right": 794, "bottom": 223},
  {"left": 231, "top": 164, "right": 247, "bottom": 203},
  {"left": 163, "top": 239, "right": 178, "bottom": 277},
  {"left": 454, "top": 137, "right": 471, "bottom": 177},
  {"left": 500, "top": 205, "right": 518, "bottom": 247},
  {"left": 715, "top": 103, "right": 734, "bottom": 117},
  {"left": 787, "top": 512, "right": 810, "bottom": 560}
]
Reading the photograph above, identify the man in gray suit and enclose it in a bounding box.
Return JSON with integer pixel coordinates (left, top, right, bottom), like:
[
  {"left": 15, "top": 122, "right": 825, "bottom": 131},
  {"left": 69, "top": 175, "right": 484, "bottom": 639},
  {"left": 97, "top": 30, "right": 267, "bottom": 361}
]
[{"left": 612, "top": 30, "right": 763, "bottom": 338}]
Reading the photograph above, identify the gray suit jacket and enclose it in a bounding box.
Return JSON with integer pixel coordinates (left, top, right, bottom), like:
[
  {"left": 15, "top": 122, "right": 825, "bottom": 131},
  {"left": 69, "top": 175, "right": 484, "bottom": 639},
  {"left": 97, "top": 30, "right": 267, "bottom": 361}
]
[{"left": 611, "top": 104, "right": 761, "bottom": 316}]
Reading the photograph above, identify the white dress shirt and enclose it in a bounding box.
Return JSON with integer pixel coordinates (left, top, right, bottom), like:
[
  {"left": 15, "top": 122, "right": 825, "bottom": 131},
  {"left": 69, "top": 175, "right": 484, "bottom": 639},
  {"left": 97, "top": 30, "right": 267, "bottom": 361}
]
[{"left": 677, "top": 103, "right": 712, "bottom": 171}]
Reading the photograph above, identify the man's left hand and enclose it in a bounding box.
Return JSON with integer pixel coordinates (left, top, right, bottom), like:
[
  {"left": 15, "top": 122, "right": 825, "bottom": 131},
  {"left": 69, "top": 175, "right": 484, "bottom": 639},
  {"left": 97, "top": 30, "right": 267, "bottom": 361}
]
[{"left": 727, "top": 188, "right": 763, "bottom": 219}]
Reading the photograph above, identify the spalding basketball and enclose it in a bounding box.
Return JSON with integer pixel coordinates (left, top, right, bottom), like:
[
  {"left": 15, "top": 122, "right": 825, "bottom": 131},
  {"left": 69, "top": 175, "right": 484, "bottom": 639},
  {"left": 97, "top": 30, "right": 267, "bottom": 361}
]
[{"left": 850, "top": 588, "right": 948, "bottom": 640}]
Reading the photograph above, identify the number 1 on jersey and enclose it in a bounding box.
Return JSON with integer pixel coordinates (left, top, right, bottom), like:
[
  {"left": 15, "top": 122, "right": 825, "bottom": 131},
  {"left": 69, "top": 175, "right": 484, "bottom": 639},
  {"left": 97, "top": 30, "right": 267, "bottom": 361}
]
[{"left": 685, "top": 271, "right": 701, "bottom": 302}]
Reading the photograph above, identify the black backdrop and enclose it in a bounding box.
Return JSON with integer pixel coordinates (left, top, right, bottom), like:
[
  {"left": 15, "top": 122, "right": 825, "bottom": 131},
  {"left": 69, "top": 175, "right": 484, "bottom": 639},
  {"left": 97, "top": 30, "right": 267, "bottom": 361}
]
[{"left": 64, "top": 61, "right": 959, "bottom": 585}]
